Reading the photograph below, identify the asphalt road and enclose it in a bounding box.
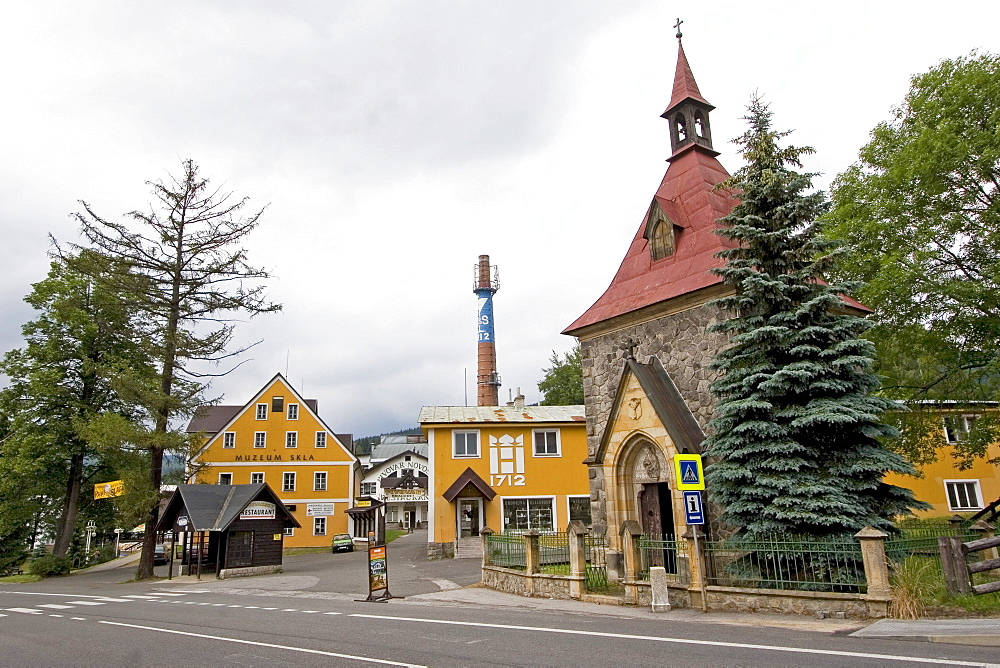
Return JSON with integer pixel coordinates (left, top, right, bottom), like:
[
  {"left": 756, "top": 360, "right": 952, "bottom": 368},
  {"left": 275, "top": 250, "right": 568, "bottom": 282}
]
[{"left": 2, "top": 533, "right": 998, "bottom": 666}]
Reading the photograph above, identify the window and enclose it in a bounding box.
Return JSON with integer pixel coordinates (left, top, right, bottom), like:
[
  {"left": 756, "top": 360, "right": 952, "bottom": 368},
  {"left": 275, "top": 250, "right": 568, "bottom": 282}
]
[
  {"left": 283, "top": 526, "right": 294, "bottom": 536},
  {"left": 287, "top": 403, "right": 299, "bottom": 420},
  {"left": 453, "top": 431, "right": 479, "bottom": 458},
  {"left": 533, "top": 430, "right": 560, "bottom": 457},
  {"left": 256, "top": 403, "right": 267, "bottom": 420},
  {"left": 502, "top": 497, "right": 555, "bottom": 532},
  {"left": 250, "top": 472, "right": 264, "bottom": 485},
  {"left": 286, "top": 432, "right": 298, "bottom": 448},
  {"left": 313, "top": 517, "right": 326, "bottom": 536},
  {"left": 944, "top": 414, "right": 978, "bottom": 444},
  {"left": 568, "top": 496, "right": 592, "bottom": 526},
  {"left": 315, "top": 432, "right": 327, "bottom": 448},
  {"left": 314, "top": 471, "right": 327, "bottom": 491},
  {"left": 218, "top": 473, "right": 233, "bottom": 485},
  {"left": 386, "top": 507, "right": 398, "bottom": 522},
  {"left": 272, "top": 396, "right": 284, "bottom": 413},
  {"left": 283, "top": 472, "right": 296, "bottom": 492},
  {"left": 222, "top": 432, "right": 236, "bottom": 449},
  {"left": 254, "top": 432, "right": 266, "bottom": 448},
  {"left": 361, "top": 482, "right": 377, "bottom": 496},
  {"left": 945, "top": 480, "right": 983, "bottom": 511}
]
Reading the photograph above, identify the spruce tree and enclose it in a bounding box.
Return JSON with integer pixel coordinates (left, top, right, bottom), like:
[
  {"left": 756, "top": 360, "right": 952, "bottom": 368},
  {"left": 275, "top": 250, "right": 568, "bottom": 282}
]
[{"left": 704, "top": 98, "right": 925, "bottom": 537}]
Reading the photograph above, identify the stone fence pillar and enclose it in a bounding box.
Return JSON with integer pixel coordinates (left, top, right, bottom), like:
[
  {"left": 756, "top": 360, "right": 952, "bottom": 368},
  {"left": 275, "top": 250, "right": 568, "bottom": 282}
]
[
  {"left": 855, "top": 526, "right": 891, "bottom": 617},
  {"left": 619, "top": 520, "right": 643, "bottom": 605},
  {"left": 480, "top": 526, "right": 493, "bottom": 569},
  {"left": 567, "top": 520, "right": 588, "bottom": 599},
  {"left": 524, "top": 530, "right": 540, "bottom": 575}
]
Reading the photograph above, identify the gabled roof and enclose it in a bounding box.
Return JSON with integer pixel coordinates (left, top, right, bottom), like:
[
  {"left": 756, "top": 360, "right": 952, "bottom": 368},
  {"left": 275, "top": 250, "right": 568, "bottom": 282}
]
[
  {"left": 369, "top": 441, "right": 428, "bottom": 464},
  {"left": 418, "top": 405, "right": 586, "bottom": 424},
  {"left": 590, "top": 357, "right": 706, "bottom": 465},
  {"left": 156, "top": 483, "right": 299, "bottom": 532},
  {"left": 189, "top": 373, "right": 356, "bottom": 462},
  {"left": 442, "top": 467, "right": 496, "bottom": 502}
]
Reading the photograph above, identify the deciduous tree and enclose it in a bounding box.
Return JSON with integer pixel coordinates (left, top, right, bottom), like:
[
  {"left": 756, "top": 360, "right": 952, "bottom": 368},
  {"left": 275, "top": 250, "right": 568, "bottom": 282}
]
[
  {"left": 538, "top": 344, "right": 584, "bottom": 406},
  {"left": 63, "top": 159, "right": 281, "bottom": 578}
]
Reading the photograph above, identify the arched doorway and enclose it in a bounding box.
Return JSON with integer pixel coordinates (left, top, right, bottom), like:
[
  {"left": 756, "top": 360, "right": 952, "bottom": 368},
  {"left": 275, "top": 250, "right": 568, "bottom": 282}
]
[{"left": 615, "top": 435, "right": 677, "bottom": 570}]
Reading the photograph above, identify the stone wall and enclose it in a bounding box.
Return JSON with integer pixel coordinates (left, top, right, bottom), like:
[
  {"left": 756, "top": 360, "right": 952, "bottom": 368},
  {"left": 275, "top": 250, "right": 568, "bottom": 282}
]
[
  {"left": 580, "top": 301, "right": 730, "bottom": 529},
  {"left": 427, "top": 542, "right": 455, "bottom": 560},
  {"left": 217, "top": 564, "right": 282, "bottom": 579},
  {"left": 482, "top": 566, "right": 578, "bottom": 600}
]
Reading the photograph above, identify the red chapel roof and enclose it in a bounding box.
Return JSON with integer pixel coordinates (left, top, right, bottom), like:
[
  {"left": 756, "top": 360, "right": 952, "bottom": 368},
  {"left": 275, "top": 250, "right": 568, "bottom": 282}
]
[
  {"left": 563, "top": 144, "right": 737, "bottom": 335},
  {"left": 664, "top": 42, "right": 712, "bottom": 113}
]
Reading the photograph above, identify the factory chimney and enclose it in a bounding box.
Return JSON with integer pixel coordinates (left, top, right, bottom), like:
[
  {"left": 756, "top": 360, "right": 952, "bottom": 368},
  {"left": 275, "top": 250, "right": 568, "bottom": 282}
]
[{"left": 474, "top": 254, "right": 501, "bottom": 406}]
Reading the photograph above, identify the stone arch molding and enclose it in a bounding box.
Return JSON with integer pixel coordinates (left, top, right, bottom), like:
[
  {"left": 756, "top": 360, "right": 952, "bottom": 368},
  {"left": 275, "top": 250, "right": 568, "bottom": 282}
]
[{"left": 610, "top": 432, "right": 672, "bottom": 529}]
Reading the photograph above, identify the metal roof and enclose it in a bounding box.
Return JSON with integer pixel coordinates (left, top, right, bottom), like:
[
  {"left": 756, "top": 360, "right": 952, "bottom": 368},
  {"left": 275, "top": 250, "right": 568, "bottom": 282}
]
[
  {"left": 418, "top": 405, "right": 586, "bottom": 424},
  {"left": 156, "top": 483, "right": 299, "bottom": 532},
  {"left": 369, "top": 440, "right": 428, "bottom": 464}
]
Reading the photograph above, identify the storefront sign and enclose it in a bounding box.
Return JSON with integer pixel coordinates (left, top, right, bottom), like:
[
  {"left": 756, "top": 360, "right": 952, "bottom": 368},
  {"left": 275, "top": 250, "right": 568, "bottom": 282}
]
[
  {"left": 355, "top": 499, "right": 372, "bottom": 508},
  {"left": 240, "top": 501, "right": 276, "bottom": 520},
  {"left": 307, "top": 503, "right": 335, "bottom": 516},
  {"left": 383, "top": 489, "right": 428, "bottom": 502}
]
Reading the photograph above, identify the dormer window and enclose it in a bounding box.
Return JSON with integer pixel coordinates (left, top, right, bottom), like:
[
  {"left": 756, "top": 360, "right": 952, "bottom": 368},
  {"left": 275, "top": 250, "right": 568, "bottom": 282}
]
[{"left": 643, "top": 200, "right": 676, "bottom": 261}]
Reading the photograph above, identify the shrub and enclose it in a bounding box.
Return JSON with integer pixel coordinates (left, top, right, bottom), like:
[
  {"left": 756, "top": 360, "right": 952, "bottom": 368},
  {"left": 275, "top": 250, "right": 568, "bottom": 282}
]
[
  {"left": 889, "top": 557, "right": 936, "bottom": 619},
  {"left": 28, "top": 554, "right": 72, "bottom": 577}
]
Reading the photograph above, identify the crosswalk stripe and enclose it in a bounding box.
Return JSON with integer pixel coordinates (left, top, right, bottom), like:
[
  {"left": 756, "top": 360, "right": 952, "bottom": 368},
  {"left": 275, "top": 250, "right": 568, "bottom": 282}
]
[
  {"left": 66, "top": 601, "right": 105, "bottom": 606},
  {"left": 38, "top": 604, "right": 74, "bottom": 609},
  {"left": 6, "top": 608, "right": 43, "bottom": 614}
]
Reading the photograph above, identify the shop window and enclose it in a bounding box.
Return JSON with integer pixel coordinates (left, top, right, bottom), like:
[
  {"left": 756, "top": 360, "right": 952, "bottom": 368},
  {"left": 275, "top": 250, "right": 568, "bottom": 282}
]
[
  {"left": 502, "top": 497, "right": 554, "bottom": 532},
  {"left": 568, "top": 496, "right": 592, "bottom": 526}
]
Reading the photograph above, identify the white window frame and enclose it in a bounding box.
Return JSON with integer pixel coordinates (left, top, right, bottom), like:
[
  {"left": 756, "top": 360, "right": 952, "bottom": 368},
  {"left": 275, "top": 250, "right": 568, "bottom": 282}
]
[
  {"left": 283, "top": 472, "right": 296, "bottom": 492},
  {"left": 283, "top": 526, "right": 294, "bottom": 536},
  {"left": 361, "top": 481, "right": 378, "bottom": 496},
  {"left": 314, "top": 471, "right": 328, "bottom": 491},
  {"left": 500, "top": 495, "right": 556, "bottom": 532},
  {"left": 286, "top": 431, "right": 298, "bottom": 448},
  {"left": 256, "top": 403, "right": 268, "bottom": 420},
  {"left": 218, "top": 472, "right": 233, "bottom": 485},
  {"left": 254, "top": 432, "right": 266, "bottom": 448},
  {"left": 250, "top": 472, "right": 264, "bottom": 485},
  {"left": 532, "top": 429, "right": 561, "bottom": 457},
  {"left": 287, "top": 403, "right": 299, "bottom": 420},
  {"left": 222, "top": 432, "right": 236, "bottom": 449},
  {"left": 313, "top": 516, "right": 326, "bottom": 536},
  {"left": 943, "top": 414, "right": 978, "bottom": 444},
  {"left": 315, "top": 431, "right": 327, "bottom": 448},
  {"left": 945, "top": 479, "right": 983, "bottom": 511},
  {"left": 453, "top": 430, "right": 480, "bottom": 458},
  {"left": 567, "top": 495, "right": 592, "bottom": 526}
]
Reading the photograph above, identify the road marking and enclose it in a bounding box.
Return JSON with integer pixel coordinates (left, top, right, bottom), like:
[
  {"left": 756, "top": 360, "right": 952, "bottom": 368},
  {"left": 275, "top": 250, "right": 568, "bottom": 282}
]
[
  {"left": 244, "top": 606, "right": 260, "bottom": 609},
  {"left": 0, "top": 591, "right": 105, "bottom": 598},
  {"left": 323, "top": 612, "right": 342, "bottom": 616},
  {"left": 152, "top": 592, "right": 185, "bottom": 596},
  {"left": 93, "top": 598, "right": 133, "bottom": 602},
  {"left": 212, "top": 603, "right": 226, "bottom": 606},
  {"left": 262, "top": 607, "right": 278, "bottom": 610},
  {"left": 281, "top": 609, "right": 297, "bottom": 612},
  {"left": 71, "top": 617, "right": 86, "bottom": 621},
  {"left": 98, "top": 621, "right": 424, "bottom": 667},
  {"left": 348, "top": 613, "right": 995, "bottom": 667},
  {"left": 6, "top": 608, "right": 43, "bottom": 614},
  {"left": 49, "top": 614, "right": 63, "bottom": 618},
  {"left": 302, "top": 610, "right": 319, "bottom": 614},
  {"left": 122, "top": 595, "right": 160, "bottom": 599},
  {"left": 37, "top": 604, "right": 74, "bottom": 609},
  {"left": 66, "top": 601, "right": 105, "bottom": 606},
  {"left": 227, "top": 605, "right": 242, "bottom": 608}
]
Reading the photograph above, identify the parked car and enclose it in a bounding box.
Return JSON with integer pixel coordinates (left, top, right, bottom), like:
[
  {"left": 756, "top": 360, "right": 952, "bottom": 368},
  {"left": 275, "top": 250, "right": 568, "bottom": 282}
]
[
  {"left": 331, "top": 534, "right": 354, "bottom": 553},
  {"left": 153, "top": 544, "right": 170, "bottom": 565}
]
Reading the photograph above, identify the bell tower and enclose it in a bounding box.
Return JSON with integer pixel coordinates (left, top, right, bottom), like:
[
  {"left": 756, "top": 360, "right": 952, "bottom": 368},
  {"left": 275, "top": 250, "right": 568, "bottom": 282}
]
[{"left": 661, "top": 20, "right": 718, "bottom": 158}]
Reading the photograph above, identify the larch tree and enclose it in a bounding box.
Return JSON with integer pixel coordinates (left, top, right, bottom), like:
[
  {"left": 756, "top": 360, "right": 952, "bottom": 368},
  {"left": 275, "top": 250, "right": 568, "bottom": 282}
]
[
  {"left": 63, "top": 159, "right": 281, "bottom": 578},
  {"left": 704, "top": 98, "right": 925, "bottom": 537},
  {"left": 823, "top": 51, "right": 1000, "bottom": 467}
]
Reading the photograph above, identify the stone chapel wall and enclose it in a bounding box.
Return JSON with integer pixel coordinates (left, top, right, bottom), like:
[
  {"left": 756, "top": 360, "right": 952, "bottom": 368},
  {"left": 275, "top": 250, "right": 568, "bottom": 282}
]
[{"left": 578, "top": 301, "right": 730, "bottom": 529}]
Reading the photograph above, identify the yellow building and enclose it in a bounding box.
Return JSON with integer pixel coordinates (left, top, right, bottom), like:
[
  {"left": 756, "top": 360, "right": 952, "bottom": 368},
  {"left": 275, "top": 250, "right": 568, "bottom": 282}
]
[
  {"left": 419, "top": 400, "right": 589, "bottom": 558},
  {"left": 884, "top": 405, "right": 1000, "bottom": 519},
  {"left": 186, "top": 373, "right": 359, "bottom": 548}
]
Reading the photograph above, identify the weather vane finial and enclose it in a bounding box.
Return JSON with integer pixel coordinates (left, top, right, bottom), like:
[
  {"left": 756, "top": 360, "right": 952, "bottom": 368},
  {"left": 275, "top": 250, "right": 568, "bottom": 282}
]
[{"left": 673, "top": 17, "right": 683, "bottom": 40}]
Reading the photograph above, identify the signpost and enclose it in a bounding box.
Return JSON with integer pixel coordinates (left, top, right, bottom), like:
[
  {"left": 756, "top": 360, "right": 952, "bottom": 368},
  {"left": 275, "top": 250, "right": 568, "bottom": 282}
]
[
  {"left": 361, "top": 531, "right": 401, "bottom": 602},
  {"left": 683, "top": 491, "right": 705, "bottom": 525},
  {"left": 673, "top": 454, "right": 705, "bottom": 491}
]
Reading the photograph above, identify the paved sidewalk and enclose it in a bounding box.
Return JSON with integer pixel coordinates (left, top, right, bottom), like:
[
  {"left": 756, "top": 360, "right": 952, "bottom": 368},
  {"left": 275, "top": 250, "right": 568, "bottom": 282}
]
[{"left": 850, "top": 618, "right": 1000, "bottom": 647}]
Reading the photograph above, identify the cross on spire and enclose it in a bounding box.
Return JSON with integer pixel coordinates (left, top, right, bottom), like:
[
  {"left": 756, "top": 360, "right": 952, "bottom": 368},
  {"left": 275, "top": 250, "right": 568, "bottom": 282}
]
[{"left": 673, "top": 17, "right": 683, "bottom": 40}]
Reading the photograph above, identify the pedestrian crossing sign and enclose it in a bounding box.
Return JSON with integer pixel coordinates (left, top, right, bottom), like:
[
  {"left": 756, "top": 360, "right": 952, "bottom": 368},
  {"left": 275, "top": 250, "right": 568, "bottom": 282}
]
[{"left": 673, "top": 454, "right": 705, "bottom": 491}]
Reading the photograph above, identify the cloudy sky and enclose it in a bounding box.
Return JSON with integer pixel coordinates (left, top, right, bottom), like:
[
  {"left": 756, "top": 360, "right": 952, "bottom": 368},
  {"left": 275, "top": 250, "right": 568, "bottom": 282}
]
[{"left": 2, "top": 1, "right": 997, "bottom": 438}]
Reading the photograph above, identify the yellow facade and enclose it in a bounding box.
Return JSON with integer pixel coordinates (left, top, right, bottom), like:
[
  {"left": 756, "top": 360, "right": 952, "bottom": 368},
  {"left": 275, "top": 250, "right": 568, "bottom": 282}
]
[
  {"left": 884, "top": 413, "right": 1000, "bottom": 518},
  {"left": 420, "top": 405, "right": 590, "bottom": 551},
  {"left": 191, "top": 374, "right": 358, "bottom": 548}
]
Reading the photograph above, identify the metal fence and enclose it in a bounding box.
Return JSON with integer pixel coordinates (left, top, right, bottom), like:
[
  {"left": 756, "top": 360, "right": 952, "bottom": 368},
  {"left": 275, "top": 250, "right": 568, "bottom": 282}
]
[
  {"left": 702, "top": 534, "right": 866, "bottom": 593},
  {"left": 485, "top": 533, "right": 526, "bottom": 570},
  {"left": 885, "top": 521, "right": 978, "bottom": 582},
  {"left": 638, "top": 534, "right": 689, "bottom": 583}
]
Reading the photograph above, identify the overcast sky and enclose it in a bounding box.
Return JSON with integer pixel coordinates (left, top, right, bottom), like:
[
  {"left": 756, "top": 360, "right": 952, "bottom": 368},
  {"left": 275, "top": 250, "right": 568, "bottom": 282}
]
[{"left": 2, "top": 1, "right": 997, "bottom": 438}]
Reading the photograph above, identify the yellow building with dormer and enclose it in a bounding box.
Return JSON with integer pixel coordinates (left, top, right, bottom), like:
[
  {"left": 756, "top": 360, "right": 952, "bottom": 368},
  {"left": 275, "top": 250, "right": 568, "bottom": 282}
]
[
  {"left": 186, "top": 373, "right": 359, "bottom": 548},
  {"left": 419, "top": 399, "right": 589, "bottom": 559}
]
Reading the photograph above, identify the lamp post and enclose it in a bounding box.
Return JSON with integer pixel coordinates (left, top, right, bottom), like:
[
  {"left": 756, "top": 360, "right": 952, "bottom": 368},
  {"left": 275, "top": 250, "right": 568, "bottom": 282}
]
[{"left": 84, "top": 520, "right": 97, "bottom": 562}]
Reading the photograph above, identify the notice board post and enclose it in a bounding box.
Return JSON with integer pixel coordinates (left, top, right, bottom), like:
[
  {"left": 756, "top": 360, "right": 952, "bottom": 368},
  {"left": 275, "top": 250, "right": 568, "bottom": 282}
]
[{"left": 362, "top": 530, "right": 402, "bottom": 602}]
